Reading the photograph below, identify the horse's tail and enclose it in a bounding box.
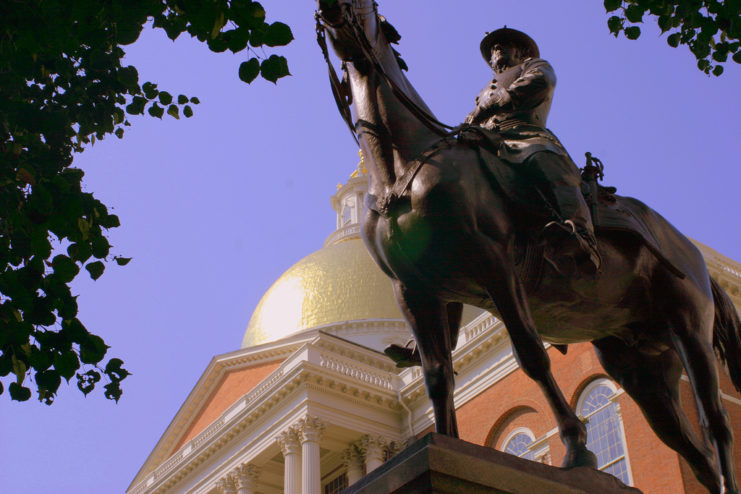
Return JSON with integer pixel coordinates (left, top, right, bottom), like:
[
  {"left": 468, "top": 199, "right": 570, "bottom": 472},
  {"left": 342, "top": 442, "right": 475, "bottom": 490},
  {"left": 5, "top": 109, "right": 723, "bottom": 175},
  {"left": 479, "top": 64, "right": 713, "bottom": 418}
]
[{"left": 711, "top": 277, "right": 741, "bottom": 392}]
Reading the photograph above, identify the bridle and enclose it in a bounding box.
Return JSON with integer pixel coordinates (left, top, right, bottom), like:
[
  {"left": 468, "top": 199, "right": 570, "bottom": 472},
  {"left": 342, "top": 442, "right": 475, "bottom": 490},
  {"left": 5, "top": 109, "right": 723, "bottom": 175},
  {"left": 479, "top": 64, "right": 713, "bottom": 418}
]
[{"left": 315, "top": 4, "right": 454, "bottom": 146}]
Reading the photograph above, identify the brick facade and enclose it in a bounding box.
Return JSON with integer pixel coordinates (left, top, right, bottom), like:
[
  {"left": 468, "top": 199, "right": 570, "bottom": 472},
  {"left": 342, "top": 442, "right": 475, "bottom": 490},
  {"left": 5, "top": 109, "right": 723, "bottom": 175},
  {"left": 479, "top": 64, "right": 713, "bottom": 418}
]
[{"left": 455, "top": 342, "right": 741, "bottom": 493}]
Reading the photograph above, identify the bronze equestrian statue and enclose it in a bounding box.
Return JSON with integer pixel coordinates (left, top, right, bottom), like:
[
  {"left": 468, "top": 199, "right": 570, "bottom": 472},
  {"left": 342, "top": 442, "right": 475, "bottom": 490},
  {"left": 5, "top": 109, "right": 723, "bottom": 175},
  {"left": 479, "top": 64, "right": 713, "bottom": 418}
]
[{"left": 316, "top": 2, "right": 741, "bottom": 492}]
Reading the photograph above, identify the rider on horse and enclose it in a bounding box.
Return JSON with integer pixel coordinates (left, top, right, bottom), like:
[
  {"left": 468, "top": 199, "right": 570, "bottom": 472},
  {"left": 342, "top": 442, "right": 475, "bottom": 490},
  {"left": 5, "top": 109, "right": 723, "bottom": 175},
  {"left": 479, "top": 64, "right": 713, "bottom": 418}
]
[{"left": 465, "top": 27, "right": 601, "bottom": 276}]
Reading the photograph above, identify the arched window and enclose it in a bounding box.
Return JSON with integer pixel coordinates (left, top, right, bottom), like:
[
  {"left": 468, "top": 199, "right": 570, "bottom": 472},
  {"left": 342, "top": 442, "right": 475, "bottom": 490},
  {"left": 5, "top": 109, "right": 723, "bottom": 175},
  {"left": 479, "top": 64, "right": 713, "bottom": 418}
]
[
  {"left": 578, "top": 379, "right": 632, "bottom": 484},
  {"left": 502, "top": 428, "right": 535, "bottom": 460}
]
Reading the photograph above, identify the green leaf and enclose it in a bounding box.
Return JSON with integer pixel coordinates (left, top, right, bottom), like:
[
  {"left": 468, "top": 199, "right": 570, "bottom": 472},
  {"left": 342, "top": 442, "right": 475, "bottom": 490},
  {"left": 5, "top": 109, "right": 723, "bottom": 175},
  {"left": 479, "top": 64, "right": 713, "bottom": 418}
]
[
  {"left": 79, "top": 335, "right": 108, "bottom": 364},
  {"left": 142, "top": 82, "right": 159, "bottom": 100},
  {"left": 226, "top": 28, "right": 250, "bottom": 53},
  {"left": 667, "top": 33, "right": 681, "bottom": 48},
  {"left": 712, "top": 65, "right": 724, "bottom": 76},
  {"left": 148, "top": 103, "right": 164, "bottom": 119},
  {"left": 117, "top": 66, "right": 140, "bottom": 91},
  {"left": 117, "top": 20, "right": 144, "bottom": 45},
  {"left": 104, "top": 382, "right": 123, "bottom": 402},
  {"left": 603, "top": 0, "right": 621, "bottom": 12},
  {"left": 11, "top": 355, "right": 27, "bottom": 384},
  {"left": 658, "top": 15, "right": 671, "bottom": 33},
  {"left": 85, "top": 261, "right": 105, "bottom": 280},
  {"left": 67, "top": 242, "right": 92, "bottom": 263},
  {"left": 76, "top": 370, "right": 101, "bottom": 396},
  {"left": 178, "top": 94, "right": 189, "bottom": 104},
  {"left": 36, "top": 370, "right": 61, "bottom": 395},
  {"left": 57, "top": 294, "right": 78, "bottom": 319},
  {"left": 52, "top": 255, "right": 80, "bottom": 283},
  {"left": 167, "top": 105, "right": 180, "bottom": 119},
  {"left": 183, "top": 105, "right": 194, "bottom": 118},
  {"left": 77, "top": 217, "right": 91, "bottom": 240},
  {"left": 190, "top": 97, "right": 201, "bottom": 104},
  {"left": 260, "top": 55, "right": 290, "bottom": 83},
  {"left": 624, "top": 5, "right": 644, "bottom": 23},
  {"left": 126, "top": 96, "right": 146, "bottom": 115},
  {"left": 54, "top": 351, "right": 80, "bottom": 380},
  {"left": 114, "top": 257, "right": 132, "bottom": 266},
  {"left": 61, "top": 319, "right": 89, "bottom": 344},
  {"left": 239, "top": 58, "right": 260, "bottom": 84},
  {"left": 101, "top": 214, "right": 120, "bottom": 229},
  {"left": 607, "top": 16, "right": 623, "bottom": 36},
  {"left": 115, "top": 128, "right": 124, "bottom": 139},
  {"left": 158, "top": 91, "right": 173, "bottom": 105},
  {"left": 733, "top": 51, "right": 741, "bottom": 64},
  {"left": 91, "top": 236, "right": 110, "bottom": 259},
  {"left": 624, "top": 26, "right": 641, "bottom": 40},
  {"left": 9, "top": 382, "right": 31, "bottom": 401},
  {"left": 105, "top": 358, "right": 130, "bottom": 382},
  {"left": 265, "top": 22, "right": 293, "bottom": 47}
]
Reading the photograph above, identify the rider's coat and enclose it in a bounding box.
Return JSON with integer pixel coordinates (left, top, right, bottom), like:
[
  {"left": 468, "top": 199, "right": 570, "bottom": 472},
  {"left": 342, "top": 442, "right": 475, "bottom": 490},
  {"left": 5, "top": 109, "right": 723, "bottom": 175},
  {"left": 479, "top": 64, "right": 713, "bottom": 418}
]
[{"left": 464, "top": 58, "right": 570, "bottom": 164}]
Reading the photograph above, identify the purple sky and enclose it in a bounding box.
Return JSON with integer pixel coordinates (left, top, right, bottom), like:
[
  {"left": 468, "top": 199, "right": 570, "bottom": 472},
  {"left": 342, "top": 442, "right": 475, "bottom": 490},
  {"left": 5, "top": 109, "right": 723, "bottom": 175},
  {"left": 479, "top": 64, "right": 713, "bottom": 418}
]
[{"left": 1, "top": 1, "right": 739, "bottom": 492}]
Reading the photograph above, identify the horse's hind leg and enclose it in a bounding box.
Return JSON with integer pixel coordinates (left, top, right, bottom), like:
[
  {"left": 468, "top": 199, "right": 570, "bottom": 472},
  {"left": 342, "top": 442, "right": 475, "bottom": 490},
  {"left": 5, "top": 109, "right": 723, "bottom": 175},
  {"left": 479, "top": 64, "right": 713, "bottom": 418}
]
[
  {"left": 670, "top": 313, "right": 739, "bottom": 494},
  {"left": 593, "top": 336, "right": 721, "bottom": 492},
  {"left": 481, "top": 245, "right": 596, "bottom": 469},
  {"left": 392, "top": 280, "right": 458, "bottom": 437}
]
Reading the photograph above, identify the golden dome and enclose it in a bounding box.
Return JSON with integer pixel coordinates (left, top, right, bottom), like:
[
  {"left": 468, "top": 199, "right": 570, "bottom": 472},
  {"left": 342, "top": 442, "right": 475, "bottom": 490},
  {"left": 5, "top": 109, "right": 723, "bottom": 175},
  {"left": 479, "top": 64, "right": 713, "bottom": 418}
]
[{"left": 242, "top": 237, "right": 404, "bottom": 348}]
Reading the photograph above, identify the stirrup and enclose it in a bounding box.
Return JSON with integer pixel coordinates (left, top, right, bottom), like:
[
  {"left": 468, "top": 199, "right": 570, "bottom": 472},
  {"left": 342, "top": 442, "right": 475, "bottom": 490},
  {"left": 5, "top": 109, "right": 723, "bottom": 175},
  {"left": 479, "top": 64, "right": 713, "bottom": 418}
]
[{"left": 542, "top": 221, "right": 601, "bottom": 276}]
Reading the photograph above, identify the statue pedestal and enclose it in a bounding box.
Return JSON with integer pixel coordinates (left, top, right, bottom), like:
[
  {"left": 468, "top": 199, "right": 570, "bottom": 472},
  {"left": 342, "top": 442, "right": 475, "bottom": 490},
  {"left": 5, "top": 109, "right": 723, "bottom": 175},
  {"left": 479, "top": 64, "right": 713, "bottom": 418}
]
[{"left": 342, "top": 433, "right": 642, "bottom": 494}]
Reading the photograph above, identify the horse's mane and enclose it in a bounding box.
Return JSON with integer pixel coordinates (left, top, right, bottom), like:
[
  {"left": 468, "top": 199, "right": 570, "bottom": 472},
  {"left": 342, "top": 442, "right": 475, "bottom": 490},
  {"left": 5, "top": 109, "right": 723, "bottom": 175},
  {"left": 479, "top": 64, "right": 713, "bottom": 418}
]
[{"left": 378, "top": 15, "right": 408, "bottom": 71}]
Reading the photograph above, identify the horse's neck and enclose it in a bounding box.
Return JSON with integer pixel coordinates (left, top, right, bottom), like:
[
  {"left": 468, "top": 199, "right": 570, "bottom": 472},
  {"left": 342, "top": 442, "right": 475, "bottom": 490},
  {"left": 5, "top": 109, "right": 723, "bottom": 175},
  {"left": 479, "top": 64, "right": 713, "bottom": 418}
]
[{"left": 345, "top": 28, "right": 440, "bottom": 195}]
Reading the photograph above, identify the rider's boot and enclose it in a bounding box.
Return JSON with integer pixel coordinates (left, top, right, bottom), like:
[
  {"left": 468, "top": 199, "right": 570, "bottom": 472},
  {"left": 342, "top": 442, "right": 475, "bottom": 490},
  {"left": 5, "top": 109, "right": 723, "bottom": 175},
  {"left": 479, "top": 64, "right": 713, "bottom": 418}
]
[{"left": 525, "top": 153, "right": 601, "bottom": 277}]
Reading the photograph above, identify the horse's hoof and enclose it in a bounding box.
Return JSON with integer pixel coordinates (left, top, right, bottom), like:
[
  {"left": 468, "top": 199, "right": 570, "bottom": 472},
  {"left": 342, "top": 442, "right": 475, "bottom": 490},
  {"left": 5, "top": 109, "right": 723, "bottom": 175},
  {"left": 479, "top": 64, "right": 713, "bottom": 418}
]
[
  {"left": 384, "top": 344, "right": 421, "bottom": 368},
  {"left": 561, "top": 446, "right": 598, "bottom": 469}
]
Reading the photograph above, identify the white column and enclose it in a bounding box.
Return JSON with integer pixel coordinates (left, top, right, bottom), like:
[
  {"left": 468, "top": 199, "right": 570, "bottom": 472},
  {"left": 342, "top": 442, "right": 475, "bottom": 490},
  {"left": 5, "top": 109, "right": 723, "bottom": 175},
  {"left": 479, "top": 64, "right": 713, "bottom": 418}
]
[
  {"left": 342, "top": 445, "right": 364, "bottom": 486},
  {"left": 234, "top": 463, "right": 259, "bottom": 494},
  {"left": 298, "top": 416, "right": 325, "bottom": 494},
  {"left": 360, "top": 435, "right": 387, "bottom": 474},
  {"left": 278, "top": 428, "right": 302, "bottom": 494}
]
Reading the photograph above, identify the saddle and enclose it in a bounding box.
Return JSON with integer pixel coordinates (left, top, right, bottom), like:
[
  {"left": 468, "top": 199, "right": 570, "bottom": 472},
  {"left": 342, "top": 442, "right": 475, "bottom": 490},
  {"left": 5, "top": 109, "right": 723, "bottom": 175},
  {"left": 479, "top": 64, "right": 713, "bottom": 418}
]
[{"left": 467, "top": 131, "right": 686, "bottom": 281}]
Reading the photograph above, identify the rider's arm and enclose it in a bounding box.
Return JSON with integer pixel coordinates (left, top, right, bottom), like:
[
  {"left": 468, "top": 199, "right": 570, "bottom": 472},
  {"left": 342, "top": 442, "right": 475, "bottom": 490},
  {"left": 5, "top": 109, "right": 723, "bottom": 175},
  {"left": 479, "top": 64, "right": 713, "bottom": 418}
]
[{"left": 505, "top": 59, "right": 556, "bottom": 111}]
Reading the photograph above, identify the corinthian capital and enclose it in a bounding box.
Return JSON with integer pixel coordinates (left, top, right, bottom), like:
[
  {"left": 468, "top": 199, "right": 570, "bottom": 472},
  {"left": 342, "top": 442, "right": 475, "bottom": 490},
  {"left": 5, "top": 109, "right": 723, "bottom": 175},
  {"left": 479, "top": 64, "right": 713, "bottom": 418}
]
[
  {"left": 276, "top": 428, "right": 301, "bottom": 456},
  {"left": 234, "top": 463, "right": 260, "bottom": 489},
  {"left": 297, "top": 415, "right": 326, "bottom": 444},
  {"left": 358, "top": 434, "right": 387, "bottom": 461},
  {"left": 216, "top": 475, "right": 236, "bottom": 494}
]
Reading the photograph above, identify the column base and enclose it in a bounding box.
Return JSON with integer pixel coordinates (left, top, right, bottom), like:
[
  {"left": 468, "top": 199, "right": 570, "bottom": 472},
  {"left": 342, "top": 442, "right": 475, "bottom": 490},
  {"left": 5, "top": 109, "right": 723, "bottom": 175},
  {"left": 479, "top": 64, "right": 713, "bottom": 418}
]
[{"left": 341, "top": 433, "right": 642, "bottom": 494}]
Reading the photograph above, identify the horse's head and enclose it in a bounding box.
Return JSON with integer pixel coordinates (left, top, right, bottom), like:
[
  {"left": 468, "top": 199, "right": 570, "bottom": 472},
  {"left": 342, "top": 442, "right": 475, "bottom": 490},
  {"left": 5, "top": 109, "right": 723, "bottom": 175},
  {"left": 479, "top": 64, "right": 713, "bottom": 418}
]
[{"left": 316, "top": 0, "right": 380, "bottom": 63}]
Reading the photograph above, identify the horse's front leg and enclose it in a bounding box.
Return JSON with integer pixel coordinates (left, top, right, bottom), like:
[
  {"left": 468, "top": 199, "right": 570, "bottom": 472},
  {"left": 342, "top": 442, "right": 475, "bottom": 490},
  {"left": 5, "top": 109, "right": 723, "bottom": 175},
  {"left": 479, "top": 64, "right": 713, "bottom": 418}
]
[
  {"left": 393, "top": 279, "right": 458, "bottom": 437},
  {"left": 483, "top": 244, "right": 597, "bottom": 469}
]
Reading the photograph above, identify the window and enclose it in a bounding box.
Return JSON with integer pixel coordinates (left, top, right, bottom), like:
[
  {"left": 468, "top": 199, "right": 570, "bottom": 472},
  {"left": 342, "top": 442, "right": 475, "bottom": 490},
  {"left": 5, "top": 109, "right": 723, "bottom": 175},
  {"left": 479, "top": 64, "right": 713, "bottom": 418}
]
[
  {"left": 502, "top": 428, "right": 535, "bottom": 460},
  {"left": 579, "top": 380, "right": 631, "bottom": 484},
  {"left": 324, "top": 472, "right": 348, "bottom": 494}
]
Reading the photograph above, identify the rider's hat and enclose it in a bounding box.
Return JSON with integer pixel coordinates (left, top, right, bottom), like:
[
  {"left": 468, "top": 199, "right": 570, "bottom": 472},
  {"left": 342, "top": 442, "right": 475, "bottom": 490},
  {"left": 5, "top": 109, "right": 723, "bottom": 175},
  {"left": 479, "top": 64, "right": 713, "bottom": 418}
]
[{"left": 480, "top": 27, "right": 540, "bottom": 62}]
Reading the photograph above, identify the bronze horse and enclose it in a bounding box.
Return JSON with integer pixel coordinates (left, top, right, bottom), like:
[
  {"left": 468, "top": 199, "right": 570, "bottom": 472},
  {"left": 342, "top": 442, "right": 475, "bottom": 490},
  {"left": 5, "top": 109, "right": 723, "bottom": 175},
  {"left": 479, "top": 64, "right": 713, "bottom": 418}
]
[{"left": 316, "top": 1, "right": 741, "bottom": 492}]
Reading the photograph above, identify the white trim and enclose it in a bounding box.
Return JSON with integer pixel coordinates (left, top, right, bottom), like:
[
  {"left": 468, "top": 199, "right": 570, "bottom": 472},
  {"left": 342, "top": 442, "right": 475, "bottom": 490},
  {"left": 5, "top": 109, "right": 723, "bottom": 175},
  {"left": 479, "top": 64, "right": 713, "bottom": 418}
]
[{"left": 501, "top": 427, "right": 536, "bottom": 452}]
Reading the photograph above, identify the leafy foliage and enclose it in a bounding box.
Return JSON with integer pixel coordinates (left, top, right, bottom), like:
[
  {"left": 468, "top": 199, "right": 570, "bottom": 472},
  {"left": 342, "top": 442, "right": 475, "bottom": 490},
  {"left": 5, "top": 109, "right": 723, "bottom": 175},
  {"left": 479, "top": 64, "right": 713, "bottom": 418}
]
[
  {"left": 0, "top": 0, "right": 292, "bottom": 404},
  {"left": 604, "top": 0, "right": 740, "bottom": 76}
]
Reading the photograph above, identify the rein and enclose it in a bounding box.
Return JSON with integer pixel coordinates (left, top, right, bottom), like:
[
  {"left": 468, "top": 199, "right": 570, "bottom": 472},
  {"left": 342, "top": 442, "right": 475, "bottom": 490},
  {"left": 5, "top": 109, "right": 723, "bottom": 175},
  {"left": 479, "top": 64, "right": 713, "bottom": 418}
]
[
  {"left": 316, "top": 13, "right": 359, "bottom": 146},
  {"left": 315, "top": 6, "right": 454, "bottom": 143}
]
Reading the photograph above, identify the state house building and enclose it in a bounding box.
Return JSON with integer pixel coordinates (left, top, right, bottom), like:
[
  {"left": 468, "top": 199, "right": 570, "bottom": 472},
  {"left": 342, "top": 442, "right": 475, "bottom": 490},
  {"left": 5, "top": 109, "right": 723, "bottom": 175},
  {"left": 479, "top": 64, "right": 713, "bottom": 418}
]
[{"left": 127, "top": 161, "right": 741, "bottom": 494}]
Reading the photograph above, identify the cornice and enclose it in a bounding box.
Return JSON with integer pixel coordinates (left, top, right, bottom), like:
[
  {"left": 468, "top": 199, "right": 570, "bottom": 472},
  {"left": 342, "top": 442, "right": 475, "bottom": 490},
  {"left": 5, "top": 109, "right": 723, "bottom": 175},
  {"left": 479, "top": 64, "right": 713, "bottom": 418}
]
[
  {"left": 693, "top": 239, "right": 741, "bottom": 303},
  {"left": 128, "top": 334, "right": 401, "bottom": 494},
  {"left": 129, "top": 338, "right": 311, "bottom": 489}
]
